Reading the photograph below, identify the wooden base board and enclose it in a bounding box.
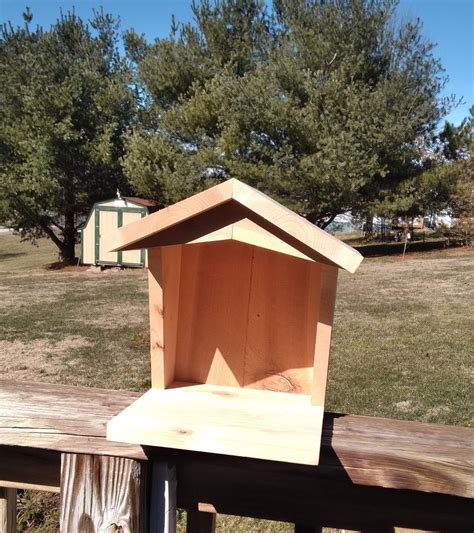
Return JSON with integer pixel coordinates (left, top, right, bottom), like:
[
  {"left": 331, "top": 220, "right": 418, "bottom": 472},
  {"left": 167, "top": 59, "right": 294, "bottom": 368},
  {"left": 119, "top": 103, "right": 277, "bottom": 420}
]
[{"left": 107, "top": 384, "right": 324, "bottom": 465}]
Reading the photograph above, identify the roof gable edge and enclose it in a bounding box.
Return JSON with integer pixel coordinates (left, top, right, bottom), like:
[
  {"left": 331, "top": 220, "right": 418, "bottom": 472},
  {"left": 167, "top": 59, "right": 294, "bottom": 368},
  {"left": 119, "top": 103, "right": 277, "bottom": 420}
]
[{"left": 230, "top": 180, "right": 363, "bottom": 273}]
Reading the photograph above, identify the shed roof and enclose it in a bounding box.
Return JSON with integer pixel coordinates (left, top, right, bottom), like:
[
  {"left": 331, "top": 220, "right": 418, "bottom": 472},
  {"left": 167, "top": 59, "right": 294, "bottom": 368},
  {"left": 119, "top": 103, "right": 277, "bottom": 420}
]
[
  {"left": 123, "top": 197, "right": 158, "bottom": 207},
  {"left": 107, "top": 178, "right": 363, "bottom": 273},
  {"left": 79, "top": 196, "right": 157, "bottom": 230}
]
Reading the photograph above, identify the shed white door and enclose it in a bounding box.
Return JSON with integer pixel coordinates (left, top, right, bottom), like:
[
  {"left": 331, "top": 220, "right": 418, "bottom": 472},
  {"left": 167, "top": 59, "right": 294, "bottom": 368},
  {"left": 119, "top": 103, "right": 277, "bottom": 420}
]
[
  {"left": 121, "top": 211, "right": 143, "bottom": 265},
  {"left": 97, "top": 210, "right": 119, "bottom": 264}
]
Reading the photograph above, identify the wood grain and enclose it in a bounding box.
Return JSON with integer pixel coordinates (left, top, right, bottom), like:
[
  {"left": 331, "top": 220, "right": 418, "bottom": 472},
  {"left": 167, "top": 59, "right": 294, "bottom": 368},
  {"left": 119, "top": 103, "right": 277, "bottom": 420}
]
[
  {"left": 311, "top": 264, "right": 338, "bottom": 406},
  {"left": 148, "top": 246, "right": 166, "bottom": 388},
  {"left": 174, "top": 241, "right": 254, "bottom": 387},
  {"left": 1, "top": 444, "right": 472, "bottom": 531},
  {"left": 0, "top": 380, "right": 472, "bottom": 499},
  {"left": 185, "top": 216, "right": 315, "bottom": 262},
  {"left": 243, "top": 246, "right": 320, "bottom": 393},
  {"left": 0, "top": 380, "right": 145, "bottom": 459},
  {"left": 107, "top": 178, "right": 363, "bottom": 273},
  {"left": 0, "top": 488, "right": 16, "bottom": 533},
  {"left": 161, "top": 245, "right": 183, "bottom": 389},
  {"left": 60, "top": 453, "right": 149, "bottom": 532},
  {"left": 172, "top": 241, "right": 321, "bottom": 395},
  {"left": 0, "top": 447, "right": 60, "bottom": 492},
  {"left": 107, "top": 384, "right": 325, "bottom": 465},
  {"left": 232, "top": 180, "right": 363, "bottom": 272},
  {"left": 148, "top": 245, "right": 183, "bottom": 389}
]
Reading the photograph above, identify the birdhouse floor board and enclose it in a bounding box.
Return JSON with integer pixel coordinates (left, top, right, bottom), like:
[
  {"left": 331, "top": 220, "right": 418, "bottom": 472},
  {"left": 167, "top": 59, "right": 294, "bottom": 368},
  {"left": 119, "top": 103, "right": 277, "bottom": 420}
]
[{"left": 106, "top": 384, "right": 324, "bottom": 465}]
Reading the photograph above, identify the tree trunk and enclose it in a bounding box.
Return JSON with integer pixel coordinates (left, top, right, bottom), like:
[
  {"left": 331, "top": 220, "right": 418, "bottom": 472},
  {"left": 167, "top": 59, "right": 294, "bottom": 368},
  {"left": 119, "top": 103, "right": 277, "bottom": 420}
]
[
  {"left": 60, "top": 209, "right": 76, "bottom": 264},
  {"left": 58, "top": 241, "right": 76, "bottom": 264},
  {"left": 363, "top": 214, "right": 374, "bottom": 240},
  {"left": 41, "top": 222, "right": 75, "bottom": 264}
]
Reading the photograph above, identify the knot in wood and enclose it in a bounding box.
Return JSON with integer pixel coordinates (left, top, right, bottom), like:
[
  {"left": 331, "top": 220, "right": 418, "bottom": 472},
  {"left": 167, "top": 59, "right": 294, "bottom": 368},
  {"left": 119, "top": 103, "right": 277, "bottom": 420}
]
[
  {"left": 104, "top": 524, "right": 123, "bottom": 532},
  {"left": 263, "top": 373, "right": 295, "bottom": 393}
]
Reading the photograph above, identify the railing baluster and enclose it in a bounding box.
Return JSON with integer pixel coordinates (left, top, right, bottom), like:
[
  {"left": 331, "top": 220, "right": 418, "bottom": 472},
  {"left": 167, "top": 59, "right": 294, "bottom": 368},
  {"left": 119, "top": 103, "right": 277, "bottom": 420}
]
[{"left": 0, "top": 487, "right": 16, "bottom": 533}]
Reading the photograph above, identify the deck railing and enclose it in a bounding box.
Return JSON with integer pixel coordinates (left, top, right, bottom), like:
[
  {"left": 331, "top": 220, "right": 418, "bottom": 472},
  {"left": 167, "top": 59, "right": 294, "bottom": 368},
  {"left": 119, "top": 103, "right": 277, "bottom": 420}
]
[{"left": 0, "top": 379, "right": 472, "bottom": 532}]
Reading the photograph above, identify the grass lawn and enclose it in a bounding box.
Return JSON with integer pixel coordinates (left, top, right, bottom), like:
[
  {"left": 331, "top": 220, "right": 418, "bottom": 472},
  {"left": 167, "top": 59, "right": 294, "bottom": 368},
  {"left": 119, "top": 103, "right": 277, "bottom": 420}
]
[{"left": 1, "top": 232, "right": 473, "bottom": 531}]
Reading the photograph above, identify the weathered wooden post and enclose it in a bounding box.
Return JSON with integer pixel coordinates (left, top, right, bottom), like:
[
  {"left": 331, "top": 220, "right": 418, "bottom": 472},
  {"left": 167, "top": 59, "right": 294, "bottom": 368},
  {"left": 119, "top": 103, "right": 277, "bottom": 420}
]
[
  {"left": 186, "top": 508, "right": 216, "bottom": 533},
  {"left": 0, "top": 487, "right": 16, "bottom": 533},
  {"left": 60, "top": 454, "right": 150, "bottom": 532}
]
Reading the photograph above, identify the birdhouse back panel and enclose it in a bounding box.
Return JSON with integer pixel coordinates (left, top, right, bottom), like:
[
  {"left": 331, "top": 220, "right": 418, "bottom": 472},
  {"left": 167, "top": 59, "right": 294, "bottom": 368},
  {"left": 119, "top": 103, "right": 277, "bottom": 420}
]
[{"left": 150, "top": 239, "right": 323, "bottom": 395}]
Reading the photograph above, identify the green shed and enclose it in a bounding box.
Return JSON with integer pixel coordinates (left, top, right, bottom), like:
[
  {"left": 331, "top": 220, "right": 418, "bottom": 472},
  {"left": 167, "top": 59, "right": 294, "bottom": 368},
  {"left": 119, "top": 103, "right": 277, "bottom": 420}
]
[{"left": 80, "top": 197, "right": 158, "bottom": 267}]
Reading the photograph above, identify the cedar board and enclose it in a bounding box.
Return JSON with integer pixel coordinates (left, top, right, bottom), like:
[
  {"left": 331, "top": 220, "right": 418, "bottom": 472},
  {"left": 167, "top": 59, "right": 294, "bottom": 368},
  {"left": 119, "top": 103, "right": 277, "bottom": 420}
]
[{"left": 106, "top": 384, "right": 324, "bottom": 465}]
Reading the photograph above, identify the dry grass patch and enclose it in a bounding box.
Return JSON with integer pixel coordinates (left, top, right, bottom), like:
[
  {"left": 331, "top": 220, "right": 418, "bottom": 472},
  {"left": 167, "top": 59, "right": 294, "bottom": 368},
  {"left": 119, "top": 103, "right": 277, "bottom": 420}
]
[
  {"left": 77, "top": 303, "right": 146, "bottom": 329},
  {"left": 0, "top": 277, "right": 68, "bottom": 314},
  {"left": 328, "top": 247, "right": 473, "bottom": 426},
  {"left": 0, "top": 232, "right": 62, "bottom": 272},
  {"left": 0, "top": 335, "right": 92, "bottom": 382}
]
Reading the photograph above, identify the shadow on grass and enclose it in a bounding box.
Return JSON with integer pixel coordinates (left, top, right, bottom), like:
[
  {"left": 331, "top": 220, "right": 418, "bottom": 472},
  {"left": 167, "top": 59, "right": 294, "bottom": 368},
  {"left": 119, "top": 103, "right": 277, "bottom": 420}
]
[
  {"left": 0, "top": 251, "right": 26, "bottom": 260},
  {"left": 44, "top": 260, "right": 77, "bottom": 270},
  {"left": 44, "top": 260, "right": 90, "bottom": 272}
]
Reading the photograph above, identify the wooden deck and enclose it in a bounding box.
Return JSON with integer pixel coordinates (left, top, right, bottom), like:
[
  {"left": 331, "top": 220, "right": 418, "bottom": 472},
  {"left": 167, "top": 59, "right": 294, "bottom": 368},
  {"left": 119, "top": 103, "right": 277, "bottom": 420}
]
[{"left": 0, "top": 380, "right": 472, "bottom": 531}]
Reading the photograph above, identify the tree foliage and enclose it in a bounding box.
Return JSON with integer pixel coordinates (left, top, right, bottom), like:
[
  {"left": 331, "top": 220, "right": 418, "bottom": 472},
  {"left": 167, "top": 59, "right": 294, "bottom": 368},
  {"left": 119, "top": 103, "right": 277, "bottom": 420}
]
[
  {"left": 0, "top": 1, "right": 464, "bottom": 260},
  {"left": 0, "top": 10, "right": 135, "bottom": 261},
  {"left": 123, "top": 0, "right": 451, "bottom": 226},
  {"left": 403, "top": 107, "right": 473, "bottom": 221}
]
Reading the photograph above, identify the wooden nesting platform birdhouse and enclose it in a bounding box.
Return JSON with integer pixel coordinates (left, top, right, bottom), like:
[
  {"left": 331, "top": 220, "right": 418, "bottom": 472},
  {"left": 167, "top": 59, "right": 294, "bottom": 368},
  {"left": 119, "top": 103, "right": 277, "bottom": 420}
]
[{"left": 106, "top": 179, "right": 363, "bottom": 465}]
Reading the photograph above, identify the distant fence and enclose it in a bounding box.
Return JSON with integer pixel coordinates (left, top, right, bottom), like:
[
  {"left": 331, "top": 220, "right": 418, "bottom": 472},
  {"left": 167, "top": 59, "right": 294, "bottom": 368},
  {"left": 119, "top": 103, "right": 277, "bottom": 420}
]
[
  {"left": 355, "top": 238, "right": 447, "bottom": 257},
  {"left": 0, "top": 380, "right": 472, "bottom": 532}
]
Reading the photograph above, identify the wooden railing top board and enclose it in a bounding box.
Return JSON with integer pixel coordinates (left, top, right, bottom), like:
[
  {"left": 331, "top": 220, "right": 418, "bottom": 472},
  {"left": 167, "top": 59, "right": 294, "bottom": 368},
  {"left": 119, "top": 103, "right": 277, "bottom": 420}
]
[{"left": 0, "top": 380, "right": 472, "bottom": 499}]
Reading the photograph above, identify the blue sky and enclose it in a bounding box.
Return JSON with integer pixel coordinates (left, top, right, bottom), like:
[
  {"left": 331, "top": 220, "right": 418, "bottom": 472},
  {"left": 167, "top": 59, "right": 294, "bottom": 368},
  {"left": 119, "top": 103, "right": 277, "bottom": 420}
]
[{"left": 1, "top": 0, "right": 472, "bottom": 126}]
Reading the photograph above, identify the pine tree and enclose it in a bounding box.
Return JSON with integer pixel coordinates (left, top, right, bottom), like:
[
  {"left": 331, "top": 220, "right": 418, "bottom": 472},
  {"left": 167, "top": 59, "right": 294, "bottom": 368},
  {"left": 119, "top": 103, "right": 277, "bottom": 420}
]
[
  {"left": 411, "top": 107, "right": 473, "bottom": 224},
  {"left": 123, "top": 0, "right": 450, "bottom": 226},
  {"left": 0, "top": 9, "right": 135, "bottom": 262}
]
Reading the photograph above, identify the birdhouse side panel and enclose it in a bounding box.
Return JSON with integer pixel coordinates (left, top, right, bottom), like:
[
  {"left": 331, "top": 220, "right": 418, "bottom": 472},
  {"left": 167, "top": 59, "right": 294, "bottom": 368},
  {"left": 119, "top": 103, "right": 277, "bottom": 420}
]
[
  {"left": 148, "top": 245, "right": 182, "bottom": 389},
  {"left": 311, "top": 264, "right": 338, "bottom": 406}
]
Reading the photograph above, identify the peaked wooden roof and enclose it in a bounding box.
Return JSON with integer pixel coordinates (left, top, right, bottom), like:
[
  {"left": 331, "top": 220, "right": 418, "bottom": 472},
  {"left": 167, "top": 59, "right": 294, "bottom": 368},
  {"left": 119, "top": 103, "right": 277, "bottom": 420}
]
[{"left": 107, "top": 178, "right": 363, "bottom": 273}]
